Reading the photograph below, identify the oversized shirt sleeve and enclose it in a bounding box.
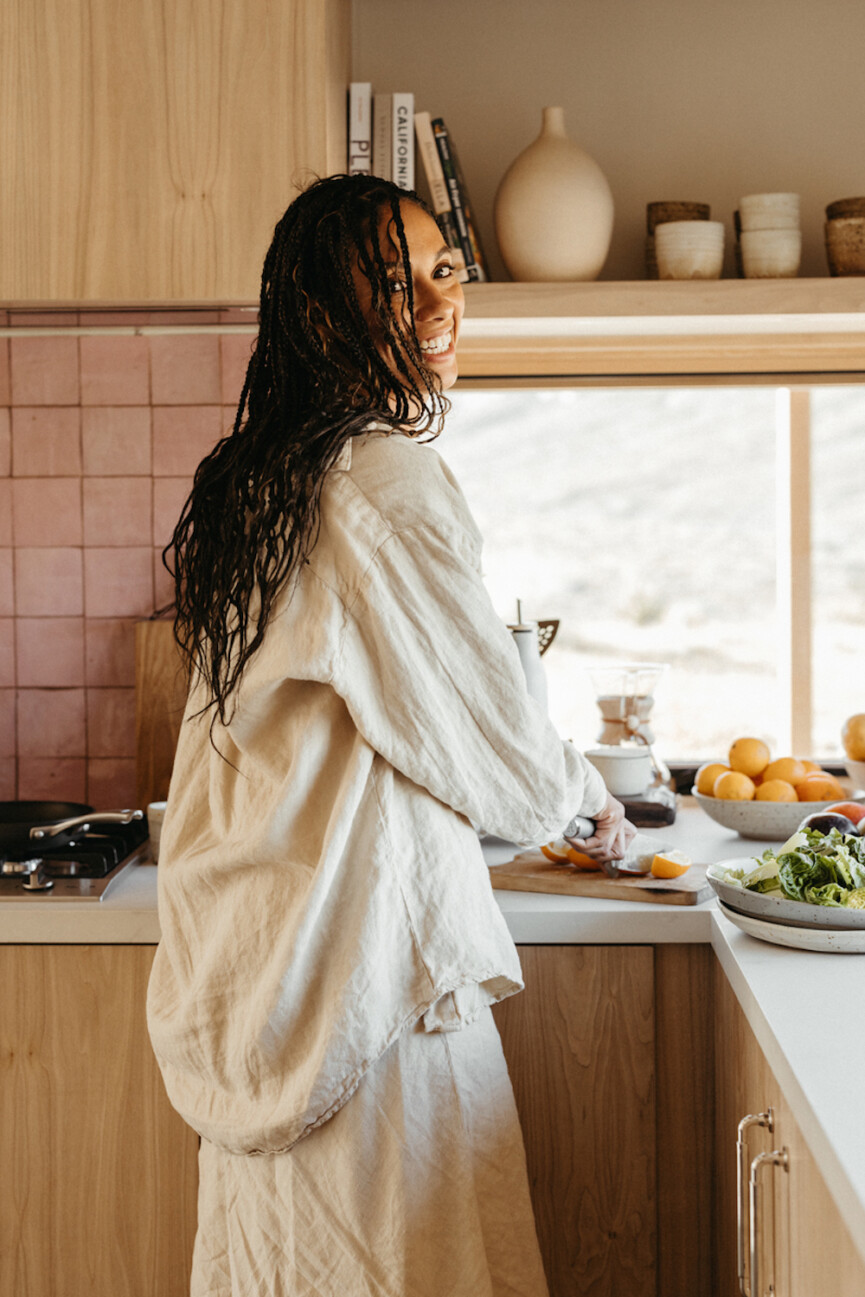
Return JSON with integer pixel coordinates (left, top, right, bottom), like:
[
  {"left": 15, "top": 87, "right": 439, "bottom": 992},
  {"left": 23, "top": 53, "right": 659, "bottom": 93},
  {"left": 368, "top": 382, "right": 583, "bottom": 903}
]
[{"left": 331, "top": 511, "right": 608, "bottom": 846}]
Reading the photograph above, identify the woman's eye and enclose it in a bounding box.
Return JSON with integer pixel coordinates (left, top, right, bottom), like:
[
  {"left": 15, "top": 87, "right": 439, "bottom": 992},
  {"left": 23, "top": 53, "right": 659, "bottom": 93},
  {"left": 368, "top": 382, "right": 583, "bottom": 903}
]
[
  {"left": 388, "top": 277, "right": 407, "bottom": 295},
  {"left": 434, "top": 263, "right": 454, "bottom": 279}
]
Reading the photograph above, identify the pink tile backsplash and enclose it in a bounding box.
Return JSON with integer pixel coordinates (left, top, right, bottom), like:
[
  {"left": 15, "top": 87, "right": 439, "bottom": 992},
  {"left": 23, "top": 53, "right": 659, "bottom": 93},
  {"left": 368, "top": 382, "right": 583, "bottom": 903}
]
[
  {"left": 82, "top": 406, "right": 151, "bottom": 475},
  {"left": 150, "top": 334, "right": 221, "bottom": 405},
  {"left": 80, "top": 335, "right": 150, "bottom": 405},
  {"left": 10, "top": 336, "right": 80, "bottom": 406},
  {"left": 11, "top": 406, "right": 81, "bottom": 476},
  {"left": 15, "top": 548, "right": 83, "bottom": 616},
  {"left": 15, "top": 617, "right": 85, "bottom": 688},
  {"left": 2, "top": 318, "right": 255, "bottom": 804},
  {"left": 83, "top": 476, "right": 152, "bottom": 547},
  {"left": 12, "top": 478, "right": 83, "bottom": 546}
]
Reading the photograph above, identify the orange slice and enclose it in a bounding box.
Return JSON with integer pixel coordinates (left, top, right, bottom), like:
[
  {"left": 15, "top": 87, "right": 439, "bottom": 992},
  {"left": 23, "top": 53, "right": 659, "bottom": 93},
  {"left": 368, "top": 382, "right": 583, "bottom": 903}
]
[
  {"left": 565, "top": 846, "right": 601, "bottom": 872},
  {"left": 540, "top": 839, "right": 571, "bottom": 864},
  {"left": 651, "top": 850, "right": 692, "bottom": 879}
]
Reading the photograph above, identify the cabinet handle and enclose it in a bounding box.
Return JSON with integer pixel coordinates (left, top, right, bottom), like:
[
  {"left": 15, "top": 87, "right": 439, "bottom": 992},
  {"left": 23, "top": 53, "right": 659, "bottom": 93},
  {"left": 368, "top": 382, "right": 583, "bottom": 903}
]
[
  {"left": 749, "top": 1147, "right": 789, "bottom": 1297},
  {"left": 737, "top": 1109, "right": 773, "bottom": 1295}
]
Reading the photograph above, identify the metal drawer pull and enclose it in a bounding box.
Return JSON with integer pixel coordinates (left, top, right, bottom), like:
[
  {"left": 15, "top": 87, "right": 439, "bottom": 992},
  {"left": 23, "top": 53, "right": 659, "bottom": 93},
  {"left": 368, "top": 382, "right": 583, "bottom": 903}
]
[
  {"left": 749, "top": 1147, "right": 789, "bottom": 1297},
  {"left": 737, "top": 1109, "right": 773, "bottom": 1295}
]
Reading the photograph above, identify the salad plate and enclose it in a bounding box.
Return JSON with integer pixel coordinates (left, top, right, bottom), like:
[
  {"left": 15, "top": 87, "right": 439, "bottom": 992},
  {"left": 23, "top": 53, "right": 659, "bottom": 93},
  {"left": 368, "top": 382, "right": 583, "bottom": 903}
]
[
  {"left": 707, "top": 860, "right": 865, "bottom": 930},
  {"left": 718, "top": 901, "right": 865, "bottom": 953}
]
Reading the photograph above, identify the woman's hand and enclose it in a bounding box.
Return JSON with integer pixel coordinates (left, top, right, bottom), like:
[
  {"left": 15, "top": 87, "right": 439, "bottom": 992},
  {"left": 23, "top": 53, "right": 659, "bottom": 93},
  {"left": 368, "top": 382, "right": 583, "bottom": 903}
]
[{"left": 565, "top": 794, "right": 636, "bottom": 863}]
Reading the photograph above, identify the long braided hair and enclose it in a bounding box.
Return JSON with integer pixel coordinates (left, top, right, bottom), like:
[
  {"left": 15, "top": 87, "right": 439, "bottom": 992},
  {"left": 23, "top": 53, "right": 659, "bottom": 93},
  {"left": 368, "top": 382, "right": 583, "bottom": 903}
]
[{"left": 165, "top": 175, "right": 449, "bottom": 726}]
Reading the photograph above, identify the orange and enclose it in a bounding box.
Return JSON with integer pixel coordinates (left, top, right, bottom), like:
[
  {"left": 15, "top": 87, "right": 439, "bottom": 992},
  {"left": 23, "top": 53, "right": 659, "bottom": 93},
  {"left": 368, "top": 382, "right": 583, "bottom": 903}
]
[
  {"left": 825, "top": 801, "right": 865, "bottom": 827},
  {"left": 651, "top": 850, "right": 692, "bottom": 878},
  {"left": 800, "top": 760, "right": 822, "bottom": 773},
  {"left": 796, "top": 772, "right": 846, "bottom": 802},
  {"left": 540, "top": 840, "right": 571, "bottom": 864},
  {"left": 842, "top": 714, "right": 865, "bottom": 762},
  {"left": 755, "top": 778, "right": 798, "bottom": 802},
  {"left": 714, "top": 770, "right": 757, "bottom": 801},
  {"left": 762, "top": 756, "right": 807, "bottom": 786},
  {"left": 695, "top": 762, "right": 730, "bottom": 796},
  {"left": 566, "top": 847, "right": 601, "bottom": 872},
  {"left": 728, "top": 737, "right": 770, "bottom": 779}
]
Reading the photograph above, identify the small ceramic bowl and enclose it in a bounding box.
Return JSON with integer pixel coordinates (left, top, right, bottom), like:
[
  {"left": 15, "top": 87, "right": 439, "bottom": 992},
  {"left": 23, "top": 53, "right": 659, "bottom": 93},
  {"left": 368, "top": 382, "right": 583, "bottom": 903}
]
[
  {"left": 739, "top": 192, "right": 800, "bottom": 230},
  {"left": 654, "top": 220, "right": 724, "bottom": 280},
  {"left": 846, "top": 759, "right": 865, "bottom": 793},
  {"left": 692, "top": 784, "right": 862, "bottom": 841},
  {"left": 740, "top": 227, "right": 801, "bottom": 278},
  {"left": 825, "top": 217, "right": 865, "bottom": 275}
]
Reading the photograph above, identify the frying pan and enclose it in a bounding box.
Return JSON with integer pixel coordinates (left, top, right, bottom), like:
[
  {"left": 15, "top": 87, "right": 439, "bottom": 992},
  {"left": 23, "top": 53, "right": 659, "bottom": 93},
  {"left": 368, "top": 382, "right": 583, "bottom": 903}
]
[{"left": 0, "top": 801, "right": 144, "bottom": 852}]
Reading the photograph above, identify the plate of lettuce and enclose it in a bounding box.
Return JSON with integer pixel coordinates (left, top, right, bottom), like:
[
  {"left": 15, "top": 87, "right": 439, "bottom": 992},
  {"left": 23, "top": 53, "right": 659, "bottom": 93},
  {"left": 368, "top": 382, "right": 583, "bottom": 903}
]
[{"left": 707, "top": 827, "right": 865, "bottom": 930}]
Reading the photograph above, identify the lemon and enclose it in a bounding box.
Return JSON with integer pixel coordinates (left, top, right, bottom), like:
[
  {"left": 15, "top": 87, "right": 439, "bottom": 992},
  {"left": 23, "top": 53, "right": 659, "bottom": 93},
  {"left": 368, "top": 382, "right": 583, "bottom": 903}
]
[
  {"left": 762, "top": 757, "right": 807, "bottom": 787},
  {"left": 755, "top": 778, "right": 798, "bottom": 803},
  {"left": 695, "top": 762, "right": 729, "bottom": 796},
  {"left": 651, "top": 850, "right": 692, "bottom": 879},
  {"left": 714, "top": 770, "right": 757, "bottom": 801},
  {"left": 728, "top": 737, "right": 770, "bottom": 778}
]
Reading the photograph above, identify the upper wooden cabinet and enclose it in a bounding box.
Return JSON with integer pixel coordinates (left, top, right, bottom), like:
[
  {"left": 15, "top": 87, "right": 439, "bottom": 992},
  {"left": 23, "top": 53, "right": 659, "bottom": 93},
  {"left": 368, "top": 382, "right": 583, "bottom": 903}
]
[{"left": 1, "top": 0, "right": 350, "bottom": 302}]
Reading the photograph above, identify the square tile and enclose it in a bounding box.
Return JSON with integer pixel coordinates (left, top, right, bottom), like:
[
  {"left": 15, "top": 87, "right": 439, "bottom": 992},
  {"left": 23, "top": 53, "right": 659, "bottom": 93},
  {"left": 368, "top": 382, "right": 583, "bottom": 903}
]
[
  {"left": 15, "top": 618, "right": 85, "bottom": 687},
  {"left": 150, "top": 334, "right": 221, "bottom": 405},
  {"left": 12, "top": 478, "right": 82, "bottom": 546},
  {"left": 10, "top": 336, "right": 80, "bottom": 405},
  {"left": 0, "top": 339, "right": 9, "bottom": 405},
  {"left": 0, "top": 481, "right": 10, "bottom": 546},
  {"left": 14, "top": 548, "right": 83, "bottom": 616},
  {"left": 87, "top": 687, "right": 136, "bottom": 757},
  {"left": 82, "top": 406, "right": 151, "bottom": 476},
  {"left": 17, "top": 688, "right": 86, "bottom": 758},
  {"left": 83, "top": 477, "right": 152, "bottom": 546},
  {"left": 87, "top": 757, "right": 137, "bottom": 808},
  {"left": 0, "top": 408, "right": 10, "bottom": 475},
  {"left": 0, "top": 619, "right": 12, "bottom": 687},
  {"left": 11, "top": 406, "right": 81, "bottom": 476},
  {"left": 85, "top": 619, "right": 136, "bottom": 687},
  {"left": 0, "top": 758, "right": 15, "bottom": 800},
  {"left": 17, "top": 757, "right": 86, "bottom": 801},
  {"left": 220, "top": 333, "right": 255, "bottom": 406},
  {"left": 80, "top": 335, "right": 150, "bottom": 405},
  {"left": 153, "top": 477, "right": 191, "bottom": 548},
  {"left": 0, "top": 690, "right": 14, "bottom": 757},
  {"left": 153, "top": 548, "right": 175, "bottom": 612},
  {"left": 83, "top": 547, "right": 153, "bottom": 618},
  {"left": 0, "top": 550, "right": 14, "bottom": 617},
  {"left": 152, "top": 406, "right": 222, "bottom": 476}
]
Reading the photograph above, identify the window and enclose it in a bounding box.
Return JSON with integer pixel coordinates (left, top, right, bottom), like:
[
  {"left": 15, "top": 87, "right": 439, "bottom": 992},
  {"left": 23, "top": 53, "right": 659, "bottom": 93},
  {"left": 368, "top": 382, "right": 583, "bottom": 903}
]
[{"left": 438, "top": 384, "right": 863, "bottom": 764}]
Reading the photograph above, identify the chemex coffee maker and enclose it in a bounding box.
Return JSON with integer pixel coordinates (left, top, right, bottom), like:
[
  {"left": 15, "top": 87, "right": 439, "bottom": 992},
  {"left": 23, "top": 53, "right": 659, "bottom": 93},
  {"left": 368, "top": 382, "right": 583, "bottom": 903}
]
[{"left": 586, "top": 662, "right": 677, "bottom": 825}]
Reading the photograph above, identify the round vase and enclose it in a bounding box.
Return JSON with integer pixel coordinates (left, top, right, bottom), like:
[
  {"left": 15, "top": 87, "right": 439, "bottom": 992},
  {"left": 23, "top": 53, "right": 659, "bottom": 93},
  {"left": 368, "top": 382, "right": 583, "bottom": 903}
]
[{"left": 494, "top": 106, "right": 614, "bottom": 281}]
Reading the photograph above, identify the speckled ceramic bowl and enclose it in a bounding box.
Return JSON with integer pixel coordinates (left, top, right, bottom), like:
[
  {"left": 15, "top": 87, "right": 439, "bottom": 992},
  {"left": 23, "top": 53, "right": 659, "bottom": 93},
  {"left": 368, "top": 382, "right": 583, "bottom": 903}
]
[{"left": 692, "top": 784, "right": 863, "bottom": 841}]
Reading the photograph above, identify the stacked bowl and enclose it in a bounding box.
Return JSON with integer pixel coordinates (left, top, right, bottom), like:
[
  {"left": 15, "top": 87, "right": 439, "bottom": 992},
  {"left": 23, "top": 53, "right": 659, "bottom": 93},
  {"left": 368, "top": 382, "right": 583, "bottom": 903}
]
[
  {"left": 825, "top": 198, "right": 865, "bottom": 275},
  {"left": 645, "top": 201, "right": 710, "bottom": 279},
  {"left": 734, "top": 192, "right": 801, "bottom": 278}
]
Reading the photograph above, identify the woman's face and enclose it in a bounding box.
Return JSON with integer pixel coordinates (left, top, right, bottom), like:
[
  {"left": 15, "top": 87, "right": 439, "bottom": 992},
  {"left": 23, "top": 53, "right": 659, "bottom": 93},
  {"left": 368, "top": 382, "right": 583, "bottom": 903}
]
[{"left": 353, "top": 200, "right": 465, "bottom": 392}]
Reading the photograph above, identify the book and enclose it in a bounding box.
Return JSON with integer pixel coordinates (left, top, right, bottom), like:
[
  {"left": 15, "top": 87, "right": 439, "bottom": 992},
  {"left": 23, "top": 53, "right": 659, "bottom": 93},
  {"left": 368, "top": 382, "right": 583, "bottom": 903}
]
[
  {"left": 347, "top": 82, "right": 372, "bottom": 175},
  {"left": 441, "top": 122, "right": 489, "bottom": 281},
  {"left": 373, "top": 92, "right": 415, "bottom": 190},
  {"left": 413, "top": 111, "right": 469, "bottom": 282},
  {"left": 431, "top": 117, "right": 485, "bottom": 282}
]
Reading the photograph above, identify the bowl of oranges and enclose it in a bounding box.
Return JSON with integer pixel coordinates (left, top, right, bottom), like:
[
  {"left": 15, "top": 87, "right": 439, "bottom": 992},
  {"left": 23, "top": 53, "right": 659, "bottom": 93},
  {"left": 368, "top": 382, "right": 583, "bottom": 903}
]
[{"left": 692, "top": 736, "right": 863, "bottom": 840}]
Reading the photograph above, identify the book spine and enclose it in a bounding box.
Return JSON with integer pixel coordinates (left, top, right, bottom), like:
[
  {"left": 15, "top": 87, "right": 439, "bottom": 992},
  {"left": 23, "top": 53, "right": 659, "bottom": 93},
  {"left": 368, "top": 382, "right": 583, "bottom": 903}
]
[
  {"left": 391, "top": 92, "right": 415, "bottom": 191},
  {"left": 373, "top": 92, "right": 392, "bottom": 180},
  {"left": 447, "top": 131, "right": 489, "bottom": 282},
  {"left": 347, "top": 82, "right": 372, "bottom": 175},
  {"left": 413, "top": 112, "right": 468, "bottom": 281},
  {"left": 431, "top": 118, "right": 480, "bottom": 282}
]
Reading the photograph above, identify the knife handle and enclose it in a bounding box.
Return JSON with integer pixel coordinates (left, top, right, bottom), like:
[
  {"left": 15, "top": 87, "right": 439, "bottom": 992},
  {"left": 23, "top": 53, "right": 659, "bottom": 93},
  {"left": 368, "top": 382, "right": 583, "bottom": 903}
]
[{"left": 563, "top": 815, "right": 596, "bottom": 841}]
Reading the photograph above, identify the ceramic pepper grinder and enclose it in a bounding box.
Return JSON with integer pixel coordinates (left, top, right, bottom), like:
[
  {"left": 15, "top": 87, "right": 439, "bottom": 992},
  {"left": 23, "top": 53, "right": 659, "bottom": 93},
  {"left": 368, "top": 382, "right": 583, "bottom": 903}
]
[{"left": 508, "top": 600, "right": 549, "bottom": 714}]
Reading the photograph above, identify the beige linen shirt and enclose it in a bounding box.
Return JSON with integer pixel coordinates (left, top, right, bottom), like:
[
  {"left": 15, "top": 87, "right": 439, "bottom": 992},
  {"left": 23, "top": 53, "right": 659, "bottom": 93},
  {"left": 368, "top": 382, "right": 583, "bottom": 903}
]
[{"left": 147, "top": 429, "right": 607, "bottom": 1155}]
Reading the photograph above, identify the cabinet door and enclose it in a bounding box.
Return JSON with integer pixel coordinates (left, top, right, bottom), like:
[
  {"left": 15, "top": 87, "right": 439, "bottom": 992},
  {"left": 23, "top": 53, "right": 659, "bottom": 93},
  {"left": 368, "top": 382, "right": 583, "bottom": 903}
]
[
  {"left": 493, "top": 945, "right": 656, "bottom": 1297},
  {"left": 0, "top": 945, "right": 198, "bottom": 1297}
]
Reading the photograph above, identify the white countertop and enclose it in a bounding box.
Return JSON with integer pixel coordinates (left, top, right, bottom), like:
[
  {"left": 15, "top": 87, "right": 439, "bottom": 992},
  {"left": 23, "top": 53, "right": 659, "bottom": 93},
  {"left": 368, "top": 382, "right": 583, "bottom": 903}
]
[{"left": 2, "top": 805, "right": 863, "bottom": 1264}]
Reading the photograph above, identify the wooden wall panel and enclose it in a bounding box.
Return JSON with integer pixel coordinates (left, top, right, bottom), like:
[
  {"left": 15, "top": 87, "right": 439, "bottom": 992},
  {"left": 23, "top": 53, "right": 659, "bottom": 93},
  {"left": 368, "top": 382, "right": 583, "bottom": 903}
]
[
  {"left": 135, "top": 619, "right": 187, "bottom": 808},
  {"left": 494, "top": 946, "right": 656, "bottom": 1297},
  {"left": 0, "top": 945, "right": 199, "bottom": 1297},
  {"left": 0, "top": 0, "right": 349, "bottom": 301}
]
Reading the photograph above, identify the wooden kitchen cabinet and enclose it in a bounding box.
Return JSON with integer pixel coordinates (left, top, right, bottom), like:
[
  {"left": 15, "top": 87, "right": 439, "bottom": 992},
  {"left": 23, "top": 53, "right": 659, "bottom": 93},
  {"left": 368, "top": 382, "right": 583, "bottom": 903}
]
[
  {"left": 0, "top": 945, "right": 198, "bottom": 1297},
  {"left": 713, "top": 961, "right": 865, "bottom": 1297}
]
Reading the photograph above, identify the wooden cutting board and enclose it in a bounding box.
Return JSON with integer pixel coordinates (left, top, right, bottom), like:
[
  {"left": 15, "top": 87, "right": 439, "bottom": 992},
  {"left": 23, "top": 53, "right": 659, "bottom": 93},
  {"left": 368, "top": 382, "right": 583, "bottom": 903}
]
[{"left": 489, "top": 850, "right": 712, "bottom": 905}]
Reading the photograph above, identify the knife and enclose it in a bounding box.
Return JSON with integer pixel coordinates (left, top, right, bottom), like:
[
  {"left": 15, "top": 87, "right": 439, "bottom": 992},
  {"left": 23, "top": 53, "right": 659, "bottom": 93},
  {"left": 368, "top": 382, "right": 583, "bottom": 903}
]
[
  {"left": 562, "top": 816, "right": 665, "bottom": 880},
  {"left": 563, "top": 815, "right": 621, "bottom": 878}
]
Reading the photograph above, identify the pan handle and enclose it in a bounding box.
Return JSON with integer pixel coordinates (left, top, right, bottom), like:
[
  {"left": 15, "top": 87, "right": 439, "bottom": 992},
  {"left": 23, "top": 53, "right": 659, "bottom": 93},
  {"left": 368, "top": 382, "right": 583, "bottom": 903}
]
[{"left": 30, "top": 809, "right": 144, "bottom": 841}]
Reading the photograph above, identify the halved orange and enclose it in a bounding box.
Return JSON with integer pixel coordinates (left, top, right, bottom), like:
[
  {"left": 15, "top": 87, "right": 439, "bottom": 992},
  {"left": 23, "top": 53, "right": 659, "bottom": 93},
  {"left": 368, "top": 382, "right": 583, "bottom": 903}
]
[
  {"left": 651, "top": 850, "right": 692, "bottom": 879},
  {"left": 540, "top": 839, "right": 571, "bottom": 864}
]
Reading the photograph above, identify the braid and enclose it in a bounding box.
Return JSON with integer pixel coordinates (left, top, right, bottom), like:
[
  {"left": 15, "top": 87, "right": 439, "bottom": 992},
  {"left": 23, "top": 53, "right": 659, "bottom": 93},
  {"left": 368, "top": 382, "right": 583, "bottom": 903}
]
[{"left": 164, "top": 175, "right": 449, "bottom": 728}]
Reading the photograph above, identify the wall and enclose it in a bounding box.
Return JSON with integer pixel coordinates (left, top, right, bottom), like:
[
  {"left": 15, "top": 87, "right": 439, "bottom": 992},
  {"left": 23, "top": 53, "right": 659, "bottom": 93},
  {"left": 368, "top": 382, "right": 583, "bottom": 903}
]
[
  {"left": 353, "top": 0, "right": 865, "bottom": 282},
  {"left": 0, "top": 312, "right": 255, "bottom": 806}
]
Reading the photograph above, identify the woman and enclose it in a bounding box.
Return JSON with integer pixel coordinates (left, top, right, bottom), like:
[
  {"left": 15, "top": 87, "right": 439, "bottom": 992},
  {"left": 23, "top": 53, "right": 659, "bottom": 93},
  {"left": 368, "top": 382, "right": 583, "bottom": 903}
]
[{"left": 147, "top": 174, "right": 634, "bottom": 1297}]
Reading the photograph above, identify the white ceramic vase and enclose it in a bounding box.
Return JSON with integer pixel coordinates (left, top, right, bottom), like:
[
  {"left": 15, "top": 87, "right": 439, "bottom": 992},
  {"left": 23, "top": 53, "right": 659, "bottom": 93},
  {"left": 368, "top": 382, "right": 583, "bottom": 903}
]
[{"left": 494, "top": 106, "right": 614, "bottom": 281}]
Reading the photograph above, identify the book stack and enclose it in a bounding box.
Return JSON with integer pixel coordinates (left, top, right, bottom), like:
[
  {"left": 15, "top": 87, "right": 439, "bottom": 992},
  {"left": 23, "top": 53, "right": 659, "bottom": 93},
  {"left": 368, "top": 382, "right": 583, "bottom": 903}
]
[{"left": 347, "top": 82, "right": 489, "bottom": 283}]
